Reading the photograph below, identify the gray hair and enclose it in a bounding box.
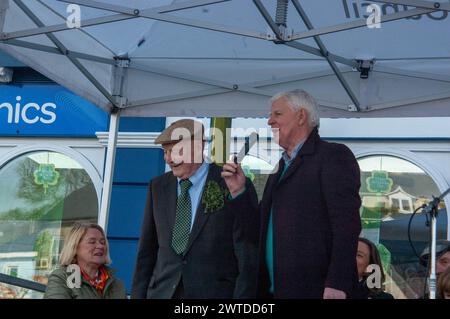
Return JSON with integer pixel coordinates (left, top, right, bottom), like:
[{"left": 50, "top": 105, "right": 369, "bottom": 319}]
[{"left": 269, "top": 89, "right": 320, "bottom": 128}]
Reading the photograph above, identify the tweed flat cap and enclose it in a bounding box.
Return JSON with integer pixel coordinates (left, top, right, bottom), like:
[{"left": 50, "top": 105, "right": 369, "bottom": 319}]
[
  {"left": 155, "top": 119, "right": 205, "bottom": 145},
  {"left": 419, "top": 240, "right": 450, "bottom": 267}
]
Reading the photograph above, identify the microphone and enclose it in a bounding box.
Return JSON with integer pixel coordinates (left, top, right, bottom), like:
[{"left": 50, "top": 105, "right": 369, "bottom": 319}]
[{"left": 233, "top": 132, "right": 259, "bottom": 164}]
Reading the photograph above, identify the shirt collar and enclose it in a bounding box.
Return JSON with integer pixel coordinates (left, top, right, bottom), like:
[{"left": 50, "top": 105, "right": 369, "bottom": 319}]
[
  {"left": 177, "top": 160, "right": 209, "bottom": 186},
  {"left": 282, "top": 139, "right": 305, "bottom": 166}
]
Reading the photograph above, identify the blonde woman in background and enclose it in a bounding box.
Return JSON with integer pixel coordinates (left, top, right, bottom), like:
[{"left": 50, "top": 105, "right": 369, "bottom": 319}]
[{"left": 44, "top": 222, "right": 126, "bottom": 299}]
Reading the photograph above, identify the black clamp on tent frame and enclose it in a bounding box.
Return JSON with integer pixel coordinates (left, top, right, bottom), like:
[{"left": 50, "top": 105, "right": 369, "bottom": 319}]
[{"left": 357, "top": 59, "right": 373, "bottom": 79}]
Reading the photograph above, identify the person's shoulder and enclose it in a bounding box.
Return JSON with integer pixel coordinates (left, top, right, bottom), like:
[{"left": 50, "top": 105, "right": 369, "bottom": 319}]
[
  {"left": 44, "top": 266, "right": 72, "bottom": 299},
  {"left": 319, "top": 138, "right": 355, "bottom": 158},
  {"left": 48, "top": 266, "right": 68, "bottom": 279},
  {"left": 105, "top": 268, "right": 127, "bottom": 298},
  {"left": 151, "top": 171, "right": 173, "bottom": 186},
  {"left": 318, "top": 137, "right": 350, "bottom": 151}
]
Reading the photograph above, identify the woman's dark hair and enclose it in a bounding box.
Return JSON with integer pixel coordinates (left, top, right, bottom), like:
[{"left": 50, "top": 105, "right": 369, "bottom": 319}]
[{"left": 358, "top": 237, "right": 386, "bottom": 294}]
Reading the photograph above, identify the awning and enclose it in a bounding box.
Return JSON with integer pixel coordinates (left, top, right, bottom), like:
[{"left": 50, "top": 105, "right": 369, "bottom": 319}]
[{"left": 1, "top": 0, "right": 449, "bottom": 118}]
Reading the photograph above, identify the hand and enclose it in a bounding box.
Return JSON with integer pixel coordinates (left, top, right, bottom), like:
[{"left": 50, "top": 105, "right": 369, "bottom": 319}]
[
  {"left": 323, "top": 287, "right": 346, "bottom": 299},
  {"left": 221, "top": 160, "right": 246, "bottom": 198}
]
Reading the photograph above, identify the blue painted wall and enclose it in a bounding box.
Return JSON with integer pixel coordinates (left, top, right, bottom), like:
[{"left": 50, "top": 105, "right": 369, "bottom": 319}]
[
  {"left": 0, "top": 83, "right": 108, "bottom": 137},
  {"left": 107, "top": 117, "right": 166, "bottom": 294}
]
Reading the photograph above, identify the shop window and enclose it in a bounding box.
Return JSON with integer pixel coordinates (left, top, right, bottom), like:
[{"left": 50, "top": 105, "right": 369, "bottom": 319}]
[
  {"left": 241, "top": 155, "right": 274, "bottom": 200},
  {"left": 0, "top": 151, "right": 98, "bottom": 298},
  {"left": 358, "top": 155, "right": 447, "bottom": 299},
  {"left": 7, "top": 266, "right": 18, "bottom": 277},
  {"left": 402, "top": 200, "right": 411, "bottom": 212},
  {"left": 391, "top": 198, "right": 400, "bottom": 210}
]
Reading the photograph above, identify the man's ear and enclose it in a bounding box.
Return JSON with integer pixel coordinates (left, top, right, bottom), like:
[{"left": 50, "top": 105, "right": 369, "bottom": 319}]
[{"left": 297, "top": 108, "right": 308, "bottom": 126}]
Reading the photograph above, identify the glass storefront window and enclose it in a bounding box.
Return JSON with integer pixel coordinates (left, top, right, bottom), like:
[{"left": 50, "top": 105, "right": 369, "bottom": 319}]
[
  {"left": 241, "top": 155, "right": 274, "bottom": 200},
  {"left": 0, "top": 151, "right": 98, "bottom": 298},
  {"left": 358, "top": 155, "right": 447, "bottom": 299}
]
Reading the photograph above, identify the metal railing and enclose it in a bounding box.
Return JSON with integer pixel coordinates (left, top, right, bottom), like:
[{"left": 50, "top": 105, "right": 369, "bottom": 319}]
[{"left": 0, "top": 273, "right": 46, "bottom": 293}]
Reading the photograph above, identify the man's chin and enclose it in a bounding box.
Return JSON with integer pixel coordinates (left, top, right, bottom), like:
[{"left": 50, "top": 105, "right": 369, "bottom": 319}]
[{"left": 171, "top": 165, "right": 184, "bottom": 177}]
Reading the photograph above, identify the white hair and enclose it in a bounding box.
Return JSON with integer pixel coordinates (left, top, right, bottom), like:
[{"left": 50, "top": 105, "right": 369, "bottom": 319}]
[{"left": 269, "top": 89, "right": 320, "bottom": 128}]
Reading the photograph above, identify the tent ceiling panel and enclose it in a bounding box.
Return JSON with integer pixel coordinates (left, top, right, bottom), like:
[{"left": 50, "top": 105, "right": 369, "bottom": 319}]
[
  {"left": 319, "top": 18, "right": 450, "bottom": 59},
  {"left": 5, "top": 0, "right": 115, "bottom": 57},
  {"left": 124, "top": 67, "right": 228, "bottom": 102},
  {"left": 0, "top": 43, "right": 112, "bottom": 111},
  {"left": 131, "top": 60, "right": 334, "bottom": 84},
  {"left": 130, "top": 19, "right": 320, "bottom": 60},
  {"left": 1, "top": 0, "right": 449, "bottom": 117}
]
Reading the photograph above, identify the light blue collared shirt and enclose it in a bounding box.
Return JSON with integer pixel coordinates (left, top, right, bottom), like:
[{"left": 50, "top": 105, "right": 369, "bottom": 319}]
[
  {"left": 281, "top": 139, "right": 305, "bottom": 167},
  {"left": 177, "top": 161, "right": 209, "bottom": 230}
]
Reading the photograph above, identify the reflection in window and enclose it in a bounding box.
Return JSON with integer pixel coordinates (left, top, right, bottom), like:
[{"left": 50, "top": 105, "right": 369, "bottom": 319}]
[
  {"left": 0, "top": 151, "right": 98, "bottom": 298},
  {"left": 241, "top": 155, "right": 274, "bottom": 200},
  {"left": 391, "top": 198, "right": 400, "bottom": 210},
  {"left": 358, "top": 155, "right": 447, "bottom": 299},
  {"left": 402, "top": 200, "right": 411, "bottom": 212}
]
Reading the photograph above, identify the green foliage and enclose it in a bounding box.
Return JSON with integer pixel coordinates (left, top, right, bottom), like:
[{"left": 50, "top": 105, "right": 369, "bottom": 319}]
[
  {"left": 33, "top": 230, "right": 53, "bottom": 260},
  {"left": 0, "top": 200, "right": 62, "bottom": 221},
  {"left": 16, "top": 158, "right": 91, "bottom": 203}
]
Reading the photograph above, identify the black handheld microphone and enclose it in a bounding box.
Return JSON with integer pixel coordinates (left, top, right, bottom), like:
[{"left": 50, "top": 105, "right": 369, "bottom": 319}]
[{"left": 233, "top": 132, "right": 259, "bottom": 164}]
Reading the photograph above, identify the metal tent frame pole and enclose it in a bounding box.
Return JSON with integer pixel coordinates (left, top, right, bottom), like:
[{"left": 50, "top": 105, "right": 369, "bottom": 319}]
[
  {"left": 291, "top": 0, "right": 361, "bottom": 110},
  {"left": 0, "top": 0, "right": 7, "bottom": 33},
  {"left": 98, "top": 57, "right": 129, "bottom": 231},
  {"left": 98, "top": 107, "right": 120, "bottom": 231}
]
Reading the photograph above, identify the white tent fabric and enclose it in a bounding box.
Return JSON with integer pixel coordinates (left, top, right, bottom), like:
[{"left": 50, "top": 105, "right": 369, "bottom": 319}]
[{"left": 1, "top": 0, "right": 450, "bottom": 118}]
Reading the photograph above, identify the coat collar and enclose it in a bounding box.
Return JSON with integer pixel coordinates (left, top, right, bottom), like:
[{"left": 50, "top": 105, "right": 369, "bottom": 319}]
[{"left": 277, "top": 127, "right": 319, "bottom": 185}]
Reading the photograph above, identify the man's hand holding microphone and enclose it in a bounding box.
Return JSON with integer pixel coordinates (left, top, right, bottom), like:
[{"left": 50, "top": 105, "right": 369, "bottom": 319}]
[{"left": 221, "top": 132, "right": 258, "bottom": 198}]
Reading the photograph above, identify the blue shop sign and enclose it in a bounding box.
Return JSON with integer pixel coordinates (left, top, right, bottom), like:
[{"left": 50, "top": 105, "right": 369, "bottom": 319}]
[{"left": 0, "top": 84, "right": 108, "bottom": 137}]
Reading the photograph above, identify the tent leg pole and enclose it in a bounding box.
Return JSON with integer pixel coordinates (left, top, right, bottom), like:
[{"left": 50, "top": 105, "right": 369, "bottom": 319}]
[
  {"left": 0, "top": 1, "right": 8, "bottom": 33},
  {"left": 99, "top": 107, "right": 120, "bottom": 232}
]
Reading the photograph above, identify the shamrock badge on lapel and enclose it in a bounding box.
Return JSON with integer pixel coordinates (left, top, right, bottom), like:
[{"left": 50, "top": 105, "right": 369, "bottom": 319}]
[{"left": 201, "top": 180, "right": 229, "bottom": 213}]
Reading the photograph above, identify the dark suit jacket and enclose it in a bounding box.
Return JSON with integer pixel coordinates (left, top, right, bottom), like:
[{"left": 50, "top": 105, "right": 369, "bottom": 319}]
[
  {"left": 231, "top": 128, "right": 362, "bottom": 298},
  {"left": 131, "top": 163, "right": 259, "bottom": 299}
]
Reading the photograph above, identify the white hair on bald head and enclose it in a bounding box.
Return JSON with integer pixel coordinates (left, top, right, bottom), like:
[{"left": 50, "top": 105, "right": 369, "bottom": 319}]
[{"left": 269, "top": 89, "right": 320, "bottom": 128}]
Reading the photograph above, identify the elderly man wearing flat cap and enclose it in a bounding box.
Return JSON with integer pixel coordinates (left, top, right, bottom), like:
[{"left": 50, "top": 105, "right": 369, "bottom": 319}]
[
  {"left": 131, "top": 119, "right": 259, "bottom": 299},
  {"left": 420, "top": 240, "right": 450, "bottom": 276}
]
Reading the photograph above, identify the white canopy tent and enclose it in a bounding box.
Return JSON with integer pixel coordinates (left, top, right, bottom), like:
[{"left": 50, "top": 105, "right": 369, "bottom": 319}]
[
  {"left": 1, "top": 0, "right": 450, "bottom": 117},
  {"left": 1, "top": 0, "right": 449, "bottom": 227}
]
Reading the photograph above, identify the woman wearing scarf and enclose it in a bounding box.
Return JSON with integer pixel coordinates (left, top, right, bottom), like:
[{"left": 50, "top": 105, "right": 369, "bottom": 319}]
[{"left": 44, "top": 222, "right": 126, "bottom": 299}]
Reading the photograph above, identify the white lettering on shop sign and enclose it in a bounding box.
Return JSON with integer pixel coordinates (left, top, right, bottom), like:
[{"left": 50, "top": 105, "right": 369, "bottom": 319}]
[{"left": 0, "top": 96, "right": 57, "bottom": 124}]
